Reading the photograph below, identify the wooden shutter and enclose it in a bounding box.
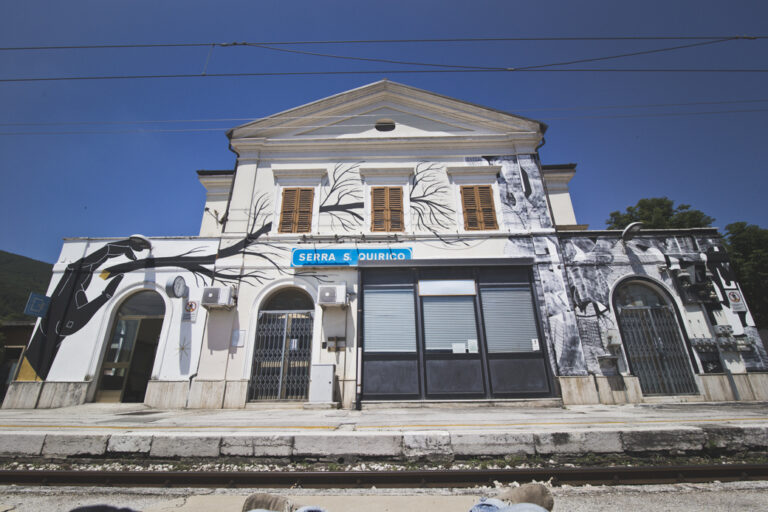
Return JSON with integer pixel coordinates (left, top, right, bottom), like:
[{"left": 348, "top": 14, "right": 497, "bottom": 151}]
[
  {"left": 371, "top": 187, "right": 387, "bottom": 232},
  {"left": 296, "top": 188, "right": 314, "bottom": 233},
  {"left": 477, "top": 185, "right": 498, "bottom": 229},
  {"left": 461, "top": 185, "right": 497, "bottom": 230},
  {"left": 279, "top": 187, "right": 314, "bottom": 233},
  {"left": 371, "top": 187, "right": 404, "bottom": 232},
  {"left": 388, "top": 187, "right": 403, "bottom": 231}
]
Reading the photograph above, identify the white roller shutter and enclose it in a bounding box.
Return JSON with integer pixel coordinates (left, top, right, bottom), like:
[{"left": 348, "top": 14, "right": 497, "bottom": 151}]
[
  {"left": 481, "top": 286, "right": 539, "bottom": 353},
  {"left": 363, "top": 287, "right": 417, "bottom": 352}
]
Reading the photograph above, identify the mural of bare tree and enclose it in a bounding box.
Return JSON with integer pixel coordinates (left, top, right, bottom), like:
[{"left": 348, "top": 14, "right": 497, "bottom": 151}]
[
  {"left": 319, "top": 162, "right": 364, "bottom": 231},
  {"left": 409, "top": 162, "right": 464, "bottom": 244}
]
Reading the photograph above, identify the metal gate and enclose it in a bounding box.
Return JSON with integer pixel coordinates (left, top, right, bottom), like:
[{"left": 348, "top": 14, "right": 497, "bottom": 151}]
[
  {"left": 618, "top": 306, "right": 698, "bottom": 395},
  {"left": 249, "top": 311, "right": 313, "bottom": 401}
]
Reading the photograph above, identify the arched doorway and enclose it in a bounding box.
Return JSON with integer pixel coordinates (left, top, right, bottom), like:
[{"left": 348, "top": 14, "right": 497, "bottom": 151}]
[
  {"left": 95, "top": 291, "right": 165, "bottom": 403},
  {"left": 614, "top": 280, "right": 698, "bottom": 395},
  {"left": 249, "top": 288, "right": 314, "bottom": 401}
]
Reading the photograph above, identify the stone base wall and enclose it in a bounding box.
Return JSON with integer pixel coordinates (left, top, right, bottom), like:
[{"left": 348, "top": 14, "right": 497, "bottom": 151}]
[
  {"left": 144, "top": 381, "right": 188, "bottom": 409},
  {"left": 223, "top": 380, "right": 249, "bottom": 409},
  {"left": 187, "top": 379, "right": 225, "bottom": 409},
  {"left": 37, "top": 382, "right": 89, "bottom": 408},
  {"left": 1, "top": 381, "right": 43, "bottom": 409},
  {"left": 558, "top": 376, "right": 600, "bottom": 405},
  {"left": 748, "top": 372, "right": 768, "bottom": 400}
]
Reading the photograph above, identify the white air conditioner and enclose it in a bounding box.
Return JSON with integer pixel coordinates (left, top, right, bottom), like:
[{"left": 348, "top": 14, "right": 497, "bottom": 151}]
[
  {"left": 317, "top": 283, "right": 348, "bottom": 307},
  {"left": 201, "top": 287, "right": 236, "bottom": 310}
]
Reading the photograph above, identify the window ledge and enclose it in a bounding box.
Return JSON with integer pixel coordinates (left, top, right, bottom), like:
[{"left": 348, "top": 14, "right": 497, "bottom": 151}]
[
  {"left": 272, "top": 167, "right": 328, "bottom": 181},
  {"left": 359, "top": 166, "right": 414, "bottom": 178},
  {"left": 445, "top": 165, "right": 502, "bottom": 177}
]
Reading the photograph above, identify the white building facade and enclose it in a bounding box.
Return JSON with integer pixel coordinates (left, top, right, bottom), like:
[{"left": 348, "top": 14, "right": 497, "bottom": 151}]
[{"left": 5, "top": 81, "right": 767, "bottom": 410}]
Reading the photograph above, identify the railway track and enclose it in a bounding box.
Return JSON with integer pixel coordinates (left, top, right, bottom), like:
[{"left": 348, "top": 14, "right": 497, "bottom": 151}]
[{"left": 1, "top": 464, "right": 767, "bottom": 488}]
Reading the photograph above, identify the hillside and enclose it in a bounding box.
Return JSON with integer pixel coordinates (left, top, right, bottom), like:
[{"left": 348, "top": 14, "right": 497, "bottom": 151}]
[{"left": 0, "top": 250, "right": 53, "bottom": 324}]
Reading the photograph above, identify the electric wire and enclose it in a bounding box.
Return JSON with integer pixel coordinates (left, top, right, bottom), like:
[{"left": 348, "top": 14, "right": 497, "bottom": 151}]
[
  {"left": 0, "top": 35, "right": 763, "bottom": 83},
  {"left": 235, "top": 37, "right": 740, "bottom": 71},
  {"left": 1, "top": 98, "right": 766, "bottom": 127},
  {"left": 0, "top": 35, "right": 766, "bottom": 51},
  {"left": 0, "top": 108, "right": 765, "bottom": 136},
  {"left": 2, "top": 68, "right": 768, "bottom": 84}
]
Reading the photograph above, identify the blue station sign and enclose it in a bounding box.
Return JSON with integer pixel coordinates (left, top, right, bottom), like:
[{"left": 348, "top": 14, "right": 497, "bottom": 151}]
[
  {"left": 24, "top": 292, "right": 51, "bottom": 318},
  {"left": 291, "top": 247, "right": 412, "bottom": 267}
]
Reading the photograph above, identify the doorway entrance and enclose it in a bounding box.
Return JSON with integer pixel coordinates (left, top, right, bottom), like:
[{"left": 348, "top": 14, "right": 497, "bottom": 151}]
[
  {"left": 95, "top": 291, "right": 165, "bottom": 403},
  {"left": 249, "top": 288, "right": 314, "bottom": 401},
  {"left": 615, "top": 281, "right": 698, "bottom": 395}
]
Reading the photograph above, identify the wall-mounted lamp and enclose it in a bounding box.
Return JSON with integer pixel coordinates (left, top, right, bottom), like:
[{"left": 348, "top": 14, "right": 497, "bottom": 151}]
[{"left": 621, "top": 222, "right": 643, "bottom": 243}]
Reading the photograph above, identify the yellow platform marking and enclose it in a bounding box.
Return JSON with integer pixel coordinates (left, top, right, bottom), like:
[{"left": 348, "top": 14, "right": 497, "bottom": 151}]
[{"left": 0, "top": 416, "right": 766, "bottom": 431}]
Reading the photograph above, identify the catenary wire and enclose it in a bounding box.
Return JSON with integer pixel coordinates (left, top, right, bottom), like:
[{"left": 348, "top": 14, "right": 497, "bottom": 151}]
[
  {"left": 0, "top": 108, "right": 765, "bottom": 135},
  {"left": 1, "top": 99, "right": 766, "bottom": 127},
  {"left": 238, "top": 38, "right": 740, "bottom": 71},
  {"left": 2, "top": 68, "right": 768, "bottom": 84},
  {"left": 0, "top": 35, "right": 766, "bottom": 51}
]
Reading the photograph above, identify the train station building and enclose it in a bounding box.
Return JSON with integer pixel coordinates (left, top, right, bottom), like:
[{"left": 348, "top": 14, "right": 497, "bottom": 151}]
[{"left": 4, "top": 80, "right": 767, "bottom": 410}]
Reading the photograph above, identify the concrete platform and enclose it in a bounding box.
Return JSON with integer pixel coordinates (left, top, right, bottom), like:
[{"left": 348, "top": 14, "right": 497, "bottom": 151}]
[{"left": 0, "top": 401, "right": 766, "bottom": 460}]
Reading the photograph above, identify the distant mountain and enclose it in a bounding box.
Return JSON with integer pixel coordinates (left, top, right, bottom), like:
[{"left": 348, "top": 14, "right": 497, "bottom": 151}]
[{"left": 0, "top": 250, "right": 52, "bottom": 324}]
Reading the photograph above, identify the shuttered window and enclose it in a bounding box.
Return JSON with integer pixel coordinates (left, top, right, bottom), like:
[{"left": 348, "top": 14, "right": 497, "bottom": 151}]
[
  {"left": 279, "top": 188, "right": 314, "bottom": 233},
  {"left": 422, "top": 296, "right": 478, "bottom": 352},
  {"left": 363, "top": 287, "right": 417, "bottom": 352},
  {"left": 480, "top": 286, "right": 539, "bottom": 353},
  {"left": 460, "top": 185, "right": 498, "bottom": 230},
  {"left": 371, "top": 187, "right": 404, "bottom": 232}
]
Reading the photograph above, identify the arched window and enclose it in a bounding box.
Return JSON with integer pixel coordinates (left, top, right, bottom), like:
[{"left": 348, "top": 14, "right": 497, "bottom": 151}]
[
  {"left": 261, "top": 288, "right": 314, "bottom": 311},
  {"left": 615, "top": 282, "right": 666, "bottom": 308}
]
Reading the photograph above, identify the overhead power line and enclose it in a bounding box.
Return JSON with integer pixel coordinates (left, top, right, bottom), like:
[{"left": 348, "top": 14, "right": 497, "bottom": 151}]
[
  {"left": 0, "top": 35, "right": 765, "bottom": 51},
  {"left": 2, "top": 68, "right": 768, "bottom": 84},
  {"left": 0, "top": 36, "right": 761, "bottom": 83},
  {"left": 243, "top": 37, "right": 739, "bottom": 71},
  {"left": 1, "top": 99, "right": 767, "bottom": 127},
  {"left": 0, "top": 108, "right": 765, "bottom": 135}
]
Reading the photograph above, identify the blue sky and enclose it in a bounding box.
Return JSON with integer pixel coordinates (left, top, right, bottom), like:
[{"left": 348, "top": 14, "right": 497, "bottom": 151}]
[{"left": 1, "top": 1, "right": 766, "bottom": 263}]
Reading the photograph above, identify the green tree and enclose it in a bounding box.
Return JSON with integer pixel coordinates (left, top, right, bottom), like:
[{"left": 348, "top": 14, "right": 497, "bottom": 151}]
[
  {"left": 606, "top": 197, "right": 715, "bottom": 230},
  {"left": 723, "top": 222, "right": 768, "bottom": 327}
]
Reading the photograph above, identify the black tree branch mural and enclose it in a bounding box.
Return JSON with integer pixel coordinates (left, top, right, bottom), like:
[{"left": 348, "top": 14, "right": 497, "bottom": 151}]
[
  {"left": 409, "top": 162, "right": 465, "bottom": 245},
  {"left": 319, "top": 162, "right": 364, "bottom": 231}
]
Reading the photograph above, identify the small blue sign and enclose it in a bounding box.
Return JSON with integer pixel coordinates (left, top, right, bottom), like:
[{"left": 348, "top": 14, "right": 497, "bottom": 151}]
[
  {"left": 24, "top": 292, "right": 51, "bottom": 318},
  {"left": 291, "top": 247, "right": 413, "bottom": 267}
]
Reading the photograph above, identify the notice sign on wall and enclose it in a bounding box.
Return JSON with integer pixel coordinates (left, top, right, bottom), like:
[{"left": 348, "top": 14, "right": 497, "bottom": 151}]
[
  {"left": 182, "top": 300, "right": 199, "bottom": 322},
  {"left": 727, "top": 290, "right": 747, "bottom": 312},
  {"left": 291, "top": 248, "right": 412, "bottom": 267}
]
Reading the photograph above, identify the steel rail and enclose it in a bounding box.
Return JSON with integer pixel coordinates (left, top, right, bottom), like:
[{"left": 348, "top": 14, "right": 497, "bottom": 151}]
[{"left": 0, "top": 464, "right": 767, "bottom": 488}]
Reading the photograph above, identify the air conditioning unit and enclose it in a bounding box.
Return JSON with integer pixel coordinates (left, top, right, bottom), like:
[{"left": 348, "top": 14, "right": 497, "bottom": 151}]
[
  {"left": 201, "top": 287, "right": 236, "bottom": 310},
  {"left": 317, "top": 283, "right": 348, "bottom": 307}
]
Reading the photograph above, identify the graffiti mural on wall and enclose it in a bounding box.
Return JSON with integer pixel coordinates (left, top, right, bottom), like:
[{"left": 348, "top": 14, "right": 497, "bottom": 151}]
[
  {"left": 465, "top": 155, "right": 553, "bottom": 232},
  {"left": 21, "top": 194, "right": 298, "bottom": 381},
  {"left": 560, "top": 233, "right": 768, "bottom": 374},
  {"left": 319, "top": 162, "right": 364, "bottom": 231}
]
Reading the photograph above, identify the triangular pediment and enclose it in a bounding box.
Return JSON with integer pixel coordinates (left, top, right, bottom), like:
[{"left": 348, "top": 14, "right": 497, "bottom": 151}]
[
  {"left": 229, "top": 80, "right": 544, "bottom": 142},
  {"left": 294, "top": 106, "right": 472, "bottom": 138}
]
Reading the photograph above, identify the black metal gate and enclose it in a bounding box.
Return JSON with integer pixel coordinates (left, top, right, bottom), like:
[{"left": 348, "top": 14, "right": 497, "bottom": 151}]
[
  {"left": 618, "top": 306, "right": 698, "bottom": 395},
  {"left": 249, "top": 311, "right": 313, "bottom": 401}
]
